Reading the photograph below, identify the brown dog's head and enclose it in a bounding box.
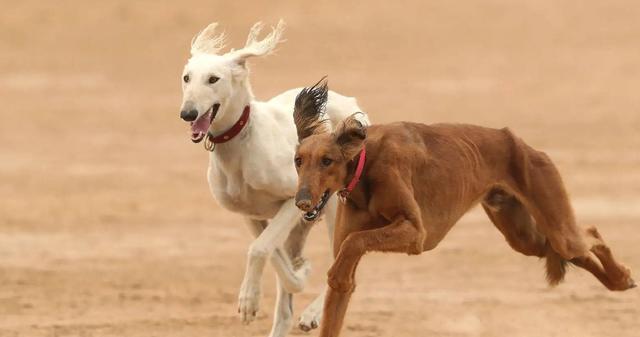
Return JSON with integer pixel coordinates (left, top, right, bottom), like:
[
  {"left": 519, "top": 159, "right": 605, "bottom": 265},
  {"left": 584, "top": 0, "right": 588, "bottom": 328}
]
[{"left": 293, "top": 78, "right": 366, "bottom": 220}]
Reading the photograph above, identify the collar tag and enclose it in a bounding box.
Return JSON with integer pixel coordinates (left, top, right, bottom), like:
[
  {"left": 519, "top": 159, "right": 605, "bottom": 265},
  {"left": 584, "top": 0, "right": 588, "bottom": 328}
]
[{"left": 205, "top": 105, "right": 251, "bottom": 151}]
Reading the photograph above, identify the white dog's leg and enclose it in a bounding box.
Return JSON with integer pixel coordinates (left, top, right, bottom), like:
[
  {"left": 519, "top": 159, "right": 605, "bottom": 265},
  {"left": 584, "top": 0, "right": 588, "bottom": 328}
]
[
  {"left": 244, "top": 218, "right": 310, "bottom": 293},
  {"left": 239, "top": 199, "right": 306, "bottom": 324},
  {"left": 298, "top": 196, "right": 337, "bottom": 331},
  {"left": 245, "top": 218, "right": 300, "bottom": 337},
  {"left": 267, "top": 276, "right": 294, "bottom": 337},
  {"left": 271, "top": 249, "right": 311, "bottom": 293}
]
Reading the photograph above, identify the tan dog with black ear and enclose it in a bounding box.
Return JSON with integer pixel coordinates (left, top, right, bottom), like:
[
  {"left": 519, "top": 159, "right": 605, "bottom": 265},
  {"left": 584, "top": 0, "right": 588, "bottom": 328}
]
[{"left": 292, "top": 78, "right": 636, "bottom": 337}]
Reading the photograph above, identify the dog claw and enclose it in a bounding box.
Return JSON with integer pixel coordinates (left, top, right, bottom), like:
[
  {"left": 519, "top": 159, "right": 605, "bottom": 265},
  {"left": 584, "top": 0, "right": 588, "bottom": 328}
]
[
  {"left": 299, "top": 323, "right": 312, "bottom": 332},
  {"left": 237, "top": 280, "right": 261, "bottom": 324},
  {"left": 298, "top": 300, "right": 322, "bottom": 332},
  {"left": 298, "top": 320, "right": 318, "bottom": 332}
]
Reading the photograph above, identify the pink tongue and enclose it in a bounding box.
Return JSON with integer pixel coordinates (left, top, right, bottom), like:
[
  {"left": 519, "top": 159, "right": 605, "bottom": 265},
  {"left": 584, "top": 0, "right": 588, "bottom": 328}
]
[{"left": 190, "top": 111, "right": 211, "bottom": 134}]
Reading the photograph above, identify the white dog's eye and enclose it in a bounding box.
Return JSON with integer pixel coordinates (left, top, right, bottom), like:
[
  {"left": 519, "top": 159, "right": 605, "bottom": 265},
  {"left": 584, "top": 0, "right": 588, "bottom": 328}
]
[
  {"left": 208, "top": 76, "right": 219, "bottom": 84},
  {"left": 183, "top": 74, "right": 190, "bottom": 83}
]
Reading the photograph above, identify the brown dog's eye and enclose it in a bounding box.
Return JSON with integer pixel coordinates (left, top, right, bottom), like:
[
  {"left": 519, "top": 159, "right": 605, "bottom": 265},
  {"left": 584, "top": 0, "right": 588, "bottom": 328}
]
[
  {"left": 208, "top": 76, "right": 219, "bottom": 84},
  {"left": 295, "top": 157, "right": 303, "bottom": 167},
  {"left": 321, "top": 157, "right": 333, "bottom": 167},
  {"left": 183, "top": 74, "right": 190, "bottom": 83}
]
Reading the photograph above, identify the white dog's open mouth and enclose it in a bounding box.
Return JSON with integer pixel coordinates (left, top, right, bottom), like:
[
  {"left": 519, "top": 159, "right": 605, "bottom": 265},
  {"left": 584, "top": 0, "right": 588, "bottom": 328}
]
[
  {"left": 190, "top": 103, "right": 220, "bottom": 143},
  {"left": 303, "top": 190, "right": 330, "bottom": 221}
]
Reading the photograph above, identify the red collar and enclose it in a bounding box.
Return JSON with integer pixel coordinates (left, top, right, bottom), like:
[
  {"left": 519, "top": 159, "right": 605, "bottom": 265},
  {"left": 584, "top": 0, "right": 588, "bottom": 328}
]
[
  {"left": 209, "top": 105, "right": 250, "bottom": 144},
  {"left": 338, "top": 147, "right": 366, "bottom": 200}
]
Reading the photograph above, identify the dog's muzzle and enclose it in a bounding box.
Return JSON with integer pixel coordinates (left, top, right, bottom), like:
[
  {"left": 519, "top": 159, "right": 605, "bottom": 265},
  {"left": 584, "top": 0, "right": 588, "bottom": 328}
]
[
  {"left": 296, "top": 189, "right": 330, "bottom": 221},
  {"left": 295, "top": 188, "right": 313, "bottom": 211},
  {"left": 181, "top": 103, "right": 220, "bottom": 143},
  {"left": 180, "top": 108, "right": 198, "bottom": 122}
]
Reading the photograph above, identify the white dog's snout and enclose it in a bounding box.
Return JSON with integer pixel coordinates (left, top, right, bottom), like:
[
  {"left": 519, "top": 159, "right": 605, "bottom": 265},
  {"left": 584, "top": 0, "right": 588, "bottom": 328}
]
[{"left": 180, "top": 101, "right": 198, "bottom": 121}]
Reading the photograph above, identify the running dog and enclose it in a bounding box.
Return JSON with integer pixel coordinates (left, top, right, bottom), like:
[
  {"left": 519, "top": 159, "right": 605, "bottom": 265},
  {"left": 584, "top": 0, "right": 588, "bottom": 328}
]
[
  {"left": 292, "top": 79, "right": 636, "bottom": 337},
  {"left": 178, "top": 22, "right": 369, "bottom": 337}
]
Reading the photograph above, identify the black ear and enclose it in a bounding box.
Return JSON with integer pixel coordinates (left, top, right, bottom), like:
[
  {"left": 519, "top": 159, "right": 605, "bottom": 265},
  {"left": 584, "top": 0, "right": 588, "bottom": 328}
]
[
  {"left": 335, "top": 114, "right": 367, "bottom": 159},
  {"left": 293, "top": 77, "right": 329, "bottom": 142}
]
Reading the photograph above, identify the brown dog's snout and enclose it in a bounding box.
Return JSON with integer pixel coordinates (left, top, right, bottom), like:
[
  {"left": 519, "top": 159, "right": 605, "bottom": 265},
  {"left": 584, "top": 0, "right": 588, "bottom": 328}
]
[{"left": 295, "top": 187, "right": 313, "bottom": 211}]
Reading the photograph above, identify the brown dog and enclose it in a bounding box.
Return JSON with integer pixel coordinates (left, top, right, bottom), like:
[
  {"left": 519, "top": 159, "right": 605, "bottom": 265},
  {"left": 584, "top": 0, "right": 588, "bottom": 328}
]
[{"left": 292, "top": 79, "right": 636, "bottom": 337}]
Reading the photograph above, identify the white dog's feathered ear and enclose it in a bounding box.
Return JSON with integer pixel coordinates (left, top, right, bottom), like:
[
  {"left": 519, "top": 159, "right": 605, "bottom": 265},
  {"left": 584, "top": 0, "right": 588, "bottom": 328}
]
[
  {"left": 229, "top": 20, "right": 286, "bottom": 67},
  {"left": 190, "top": 22, "right": 227, "bottom": 55}
]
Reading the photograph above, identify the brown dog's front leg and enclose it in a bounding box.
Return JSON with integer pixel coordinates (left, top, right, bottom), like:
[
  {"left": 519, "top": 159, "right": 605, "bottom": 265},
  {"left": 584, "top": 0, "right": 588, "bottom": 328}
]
[
  {"left": 329, "top": 217, "right": 423, "bottom": 289},
  {"left": 318, "top": 282, "right": 356, "bottom": 337},
  {"left": 319, "top": 241, "right": 363, "bottom": 337},
  {"left": 319, "top": 217, "right": 423, "bottom": 337}
]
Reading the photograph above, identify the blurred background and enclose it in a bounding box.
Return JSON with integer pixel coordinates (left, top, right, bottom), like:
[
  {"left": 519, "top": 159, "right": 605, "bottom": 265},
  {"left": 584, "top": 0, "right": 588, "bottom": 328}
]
[{"left": 1, "top": 1, "right": 638, "bottom": 336}]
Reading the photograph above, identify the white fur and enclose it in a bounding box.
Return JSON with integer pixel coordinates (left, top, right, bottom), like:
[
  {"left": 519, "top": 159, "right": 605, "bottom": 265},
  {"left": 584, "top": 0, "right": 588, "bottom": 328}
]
[
  {"left": 190, "top": 22, "right": 227, "bottom": 55},
  {"left": 180, "top": 21, "right": 369, "bottom": 337}
]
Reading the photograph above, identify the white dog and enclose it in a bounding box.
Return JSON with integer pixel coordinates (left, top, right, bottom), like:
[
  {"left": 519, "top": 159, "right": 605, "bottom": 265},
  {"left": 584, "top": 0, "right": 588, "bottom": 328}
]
[{"left": 179, "top": 21, "right": 369, "bottom": 337}]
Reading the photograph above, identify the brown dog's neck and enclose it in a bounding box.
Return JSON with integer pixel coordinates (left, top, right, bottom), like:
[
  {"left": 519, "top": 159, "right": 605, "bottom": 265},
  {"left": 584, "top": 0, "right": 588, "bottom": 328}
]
[
  {"left": 341, "top": 146, "right": 369, "bottom": 208},
  {"left": 343, "top": 147, "right": 364, "bottom": 186}
]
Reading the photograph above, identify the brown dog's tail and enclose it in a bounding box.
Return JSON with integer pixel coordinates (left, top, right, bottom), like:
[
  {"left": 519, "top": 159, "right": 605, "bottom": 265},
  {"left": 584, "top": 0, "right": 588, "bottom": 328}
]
[{"left": 545, "top": 247, "right": 568, "bottom": 286}]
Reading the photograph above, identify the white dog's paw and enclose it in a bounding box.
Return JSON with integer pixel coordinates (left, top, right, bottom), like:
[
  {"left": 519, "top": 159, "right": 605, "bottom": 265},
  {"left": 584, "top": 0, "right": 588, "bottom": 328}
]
[
  {"left": 298, "top": 291, "right": 324, "bottom": 332},
  {"left": 237, "top": 281, "right": 261, "bottom": 324},
  {"left": 298, "top": 303, "right": 322, "bottom": 332}
]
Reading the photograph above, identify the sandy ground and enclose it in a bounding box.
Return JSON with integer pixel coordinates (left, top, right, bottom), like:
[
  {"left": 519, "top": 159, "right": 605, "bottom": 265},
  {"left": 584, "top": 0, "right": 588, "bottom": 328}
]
[{"left": 1, "top": 1, "right": 639, "bottom": 336}]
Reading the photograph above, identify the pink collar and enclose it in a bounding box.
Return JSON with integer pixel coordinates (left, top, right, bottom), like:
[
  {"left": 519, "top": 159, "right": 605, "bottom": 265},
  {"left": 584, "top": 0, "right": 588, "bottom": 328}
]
[{"left": 338, "top": 147, "right": 366, "bottom": 200}]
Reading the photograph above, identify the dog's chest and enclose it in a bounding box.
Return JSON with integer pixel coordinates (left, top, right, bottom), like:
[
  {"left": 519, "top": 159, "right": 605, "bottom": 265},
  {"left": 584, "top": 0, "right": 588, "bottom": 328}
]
[
  {"left": 202, "top": 108, "right": 298, "bottom": 220},
  {"left": 207, "top": 162, "right": 285, "bottom": 220}
]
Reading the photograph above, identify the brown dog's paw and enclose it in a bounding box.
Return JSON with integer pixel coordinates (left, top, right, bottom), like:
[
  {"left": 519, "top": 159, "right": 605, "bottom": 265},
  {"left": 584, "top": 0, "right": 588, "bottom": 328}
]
[
  {"left": 612, "top": 276, "right": 636, "bottom": 291},
  {"left": 610, "top": 265, "right": 636, "bottom": 291},
  {"left": 407, "top": 240, "right": 424, "bottom": 255},
  {"left": 620, "top": 267, "right": 636, "bottom": 291}
]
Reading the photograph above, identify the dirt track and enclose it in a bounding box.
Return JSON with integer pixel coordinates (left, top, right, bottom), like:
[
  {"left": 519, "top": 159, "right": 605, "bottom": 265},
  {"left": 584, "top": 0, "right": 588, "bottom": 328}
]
[{"left": 1, "top": 1, "right": 639, "bottom": 336}]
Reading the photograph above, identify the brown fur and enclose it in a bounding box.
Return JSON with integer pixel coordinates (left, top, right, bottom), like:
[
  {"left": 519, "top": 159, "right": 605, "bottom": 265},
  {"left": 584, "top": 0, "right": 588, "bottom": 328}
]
[{"left": 293, "top": 82, "right": 636, "bottom": 337}]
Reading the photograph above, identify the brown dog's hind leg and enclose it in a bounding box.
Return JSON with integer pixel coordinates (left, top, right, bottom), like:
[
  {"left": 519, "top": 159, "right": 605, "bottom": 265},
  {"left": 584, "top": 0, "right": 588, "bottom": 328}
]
[
  {"left": 518, "top": 196, "right": 635, "bottom": 290},
  {"left": 569, "top": 253, "right": 612, "bottom": 287},
  {"left": 482, "top": 188, "right": 547, "bottom": 257},
  {"left": 482, "top": 188, "right": 571, "bottom": 285},
  {"left": 505, "top": 141, "right": 635, "bottom": 290},
  {"left": 511, "top": 192, "right": 635, "bottom": 290},
  {"left": 579, "top": 226, "right": 636, "bottom": 290}
]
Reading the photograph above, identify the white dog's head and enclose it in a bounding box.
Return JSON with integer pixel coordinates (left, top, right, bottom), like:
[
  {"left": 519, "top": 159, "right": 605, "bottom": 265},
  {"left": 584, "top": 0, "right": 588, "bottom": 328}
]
[{"left": 180, "top": 21, "right": 285, "bottom": 143}]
